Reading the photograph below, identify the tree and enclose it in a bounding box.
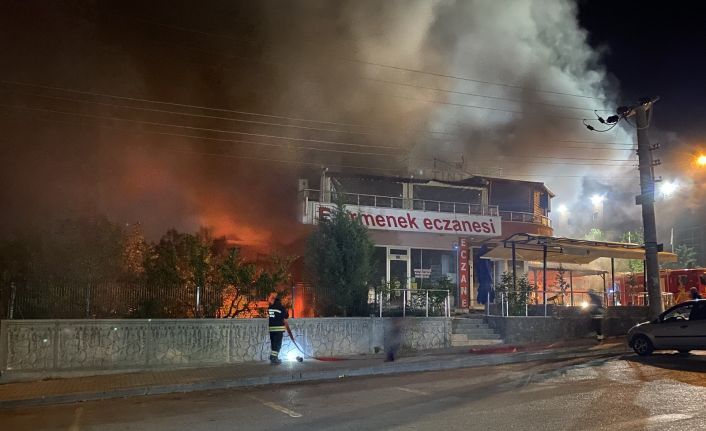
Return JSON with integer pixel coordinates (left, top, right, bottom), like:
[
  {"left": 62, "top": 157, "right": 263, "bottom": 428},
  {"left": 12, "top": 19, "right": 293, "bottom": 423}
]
[
  {"left": 554, "top": 264, "right": 570, "bottom": 305},
  {"left": 141, "top": 229, "right": 213, "bottom": 317},
  {"left": 141, "top": 228, "right": 294, "bottom": 318},
  {"left": 620, "top": 229, "right": 645, "bottom": 274},
  {"left": 305, "top": 202, "right": 375, "bottom": 316},
  {"left": 121, "top": 223, "right": 148, "bottom": 278},
  {"left": 494, "top": 271, "right": 535, "bottom": 316},
  {"left": 672, "top": 244, "right": 698, "bottom": 269},
  {"left": 585, "top": 228, "right": 606, "bottom": 241},
  {"left": 215, "top": 249, "right": 292, "bottom": 318}
]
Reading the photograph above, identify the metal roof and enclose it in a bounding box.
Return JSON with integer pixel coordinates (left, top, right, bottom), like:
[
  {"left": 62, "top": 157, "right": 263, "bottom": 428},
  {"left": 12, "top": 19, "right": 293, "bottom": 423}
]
[{"left": 480, "top": 233, "right": 678, "bottom": 264}]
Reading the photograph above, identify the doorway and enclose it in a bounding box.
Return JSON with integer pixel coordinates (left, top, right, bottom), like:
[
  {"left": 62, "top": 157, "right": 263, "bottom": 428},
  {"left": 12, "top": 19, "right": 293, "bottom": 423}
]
[{"left": 387, "top": 247, "right": 410, "bottom": 289}]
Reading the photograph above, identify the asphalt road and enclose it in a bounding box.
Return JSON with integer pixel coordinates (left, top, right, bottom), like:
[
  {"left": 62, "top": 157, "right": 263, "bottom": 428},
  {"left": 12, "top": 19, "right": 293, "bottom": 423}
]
[{"left": 3, "top": 351, "right": 706, "bottom": 431}]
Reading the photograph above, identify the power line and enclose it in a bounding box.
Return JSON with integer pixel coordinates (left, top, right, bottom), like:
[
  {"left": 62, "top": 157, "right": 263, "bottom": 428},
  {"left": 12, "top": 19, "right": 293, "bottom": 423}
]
[
  {"left": 1, "top": 78, "right": 590, "bottom": 130},
  {"left": 151, "top": 148, "right": 405, "bottom": 174},
  {"left": 352, "top": 58, "right": 607, "bottom": 101},
  {"left": 0, "top": 105, "right": 404, "bottom": 158},
  {"left": 499, "top": 174, "right": 637, "bottom": 180},
  {"left": 1, "top": 105, "right": 638, "bottom": 169},
  {"left": 3, "top": 89, "right": 385, "bottom": 138},
  {"left": 0, "top": 103, "right": 404, "bottom": 152},
  {"left": 0, "top": 80, "right": 376, "bottom": 130},
  {"left": 419, "top": 159, "right": 632, "bottom": 167},
  {"left": 17, "top": 91, "right": 635, "bottom": 152},
  {"left": 369, "top": 92, "right": 588, "bottom": 121},
  {"left": 0, "top": 104, "right": 637, "bottom": 165},
  {"left": 364, "top": 77, "right": 611, "bottom": 113},
  {"left": 98, "top": 10, "right": 609, "bottom": 103},
  {"left": 1, "top": 81, "right": 633, "bottom": 149}
]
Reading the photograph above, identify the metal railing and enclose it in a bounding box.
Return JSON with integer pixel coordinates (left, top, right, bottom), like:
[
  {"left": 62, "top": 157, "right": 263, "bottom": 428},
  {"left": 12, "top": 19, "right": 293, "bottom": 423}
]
[
  {"left": 629, "top": 292, "right": 674, "bottom": 307},
  {"left": 490, "top": 288, "right": 651, "bottom": 317},
  {"left": 499, "top": 211, "right": 552, "bottom": 227},
  {"left": 301, "top": 189, "right": 499, "bottom": 216},
  {"left": 377, "top": 289, "right": 451, "bottom": 317}
]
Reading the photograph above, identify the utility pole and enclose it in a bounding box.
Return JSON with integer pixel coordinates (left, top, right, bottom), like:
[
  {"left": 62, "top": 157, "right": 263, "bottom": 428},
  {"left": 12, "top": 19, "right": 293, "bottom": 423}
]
[{"left": 627, "top": 97, "right": 663, "bottom": 318}]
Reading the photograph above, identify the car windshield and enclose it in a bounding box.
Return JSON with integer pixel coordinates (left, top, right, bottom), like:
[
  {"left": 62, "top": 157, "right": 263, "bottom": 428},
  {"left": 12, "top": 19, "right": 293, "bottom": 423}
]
[{"left": 661, "top": 304, "right": 693, "bottom": 322}]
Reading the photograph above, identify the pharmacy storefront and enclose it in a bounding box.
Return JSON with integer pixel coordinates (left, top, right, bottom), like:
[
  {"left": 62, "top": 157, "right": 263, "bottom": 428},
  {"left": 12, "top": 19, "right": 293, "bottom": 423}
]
[{"left": 309, "top": 202, "right": 502, "bottom": 308}]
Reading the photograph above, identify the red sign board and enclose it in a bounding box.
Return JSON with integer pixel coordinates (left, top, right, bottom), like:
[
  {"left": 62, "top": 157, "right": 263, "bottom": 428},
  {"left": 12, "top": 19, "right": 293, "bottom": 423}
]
[
  {"left": 313, "top": 203, "right": 501, "bottom": 237},
  {"left": 459, "top": 238, "right": 470, "bottom": 308}
]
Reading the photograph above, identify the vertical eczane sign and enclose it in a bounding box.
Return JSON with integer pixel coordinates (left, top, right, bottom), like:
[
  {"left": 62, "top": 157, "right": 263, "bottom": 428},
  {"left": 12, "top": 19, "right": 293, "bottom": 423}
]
[{"left": 459, "top": 238, "right": 470, "bottom": 308}]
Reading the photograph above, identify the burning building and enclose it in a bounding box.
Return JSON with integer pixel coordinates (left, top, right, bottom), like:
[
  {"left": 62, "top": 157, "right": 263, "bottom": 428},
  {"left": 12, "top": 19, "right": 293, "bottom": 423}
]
[{"left": 298, "top": 170, "right": 553, "bottom": 309}]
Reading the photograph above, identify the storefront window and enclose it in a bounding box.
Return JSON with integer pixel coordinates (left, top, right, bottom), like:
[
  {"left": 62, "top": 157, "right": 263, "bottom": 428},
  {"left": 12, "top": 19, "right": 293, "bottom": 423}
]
[
  {"left": 410, "top": 248, "right": 457, "bottom": 289},
  {"left": 372, "top": 247, "right": 387, "bottom": 287}
]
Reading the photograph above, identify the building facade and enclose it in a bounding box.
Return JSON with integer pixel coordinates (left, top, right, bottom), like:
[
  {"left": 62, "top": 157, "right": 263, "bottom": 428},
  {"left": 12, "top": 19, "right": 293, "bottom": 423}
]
[{"left": 299, "top": 171, "right": 554, "bottom": 308}]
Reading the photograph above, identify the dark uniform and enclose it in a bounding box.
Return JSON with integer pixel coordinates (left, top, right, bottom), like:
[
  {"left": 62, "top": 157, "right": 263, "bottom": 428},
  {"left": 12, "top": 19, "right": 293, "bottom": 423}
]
[
  {"left": 268, "top": 298, "right": 288, "bottom": 364},
  {"left": 587, "top": 290, "right": 604, "bottom": 341}
]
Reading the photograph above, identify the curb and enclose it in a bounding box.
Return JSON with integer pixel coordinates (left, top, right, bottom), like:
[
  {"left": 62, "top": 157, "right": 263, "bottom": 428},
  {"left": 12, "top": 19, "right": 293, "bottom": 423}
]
[{"left": 0, "top": 345, "right": 626, "bottom": 410}]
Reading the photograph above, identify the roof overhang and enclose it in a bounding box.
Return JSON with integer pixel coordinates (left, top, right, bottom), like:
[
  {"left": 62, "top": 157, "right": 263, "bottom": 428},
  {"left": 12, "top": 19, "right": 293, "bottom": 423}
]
[{"left": 480, "top": 233, "right": 678, "bottom": 264}]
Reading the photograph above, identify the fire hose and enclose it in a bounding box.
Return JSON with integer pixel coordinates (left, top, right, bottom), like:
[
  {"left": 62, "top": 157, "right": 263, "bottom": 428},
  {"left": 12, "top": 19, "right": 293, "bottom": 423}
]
[{"left": 285, "top": 321, "right": 344, "bottom": 362}]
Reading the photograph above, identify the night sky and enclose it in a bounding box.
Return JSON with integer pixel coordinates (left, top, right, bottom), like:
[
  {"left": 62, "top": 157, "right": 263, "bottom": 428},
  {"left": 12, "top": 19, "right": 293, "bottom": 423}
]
[
  {"left": 1, "top": 1, "right": 705, "bottom": 246},
  {"left": 579, "top": 1, "right": 706, "bottom": 141}
]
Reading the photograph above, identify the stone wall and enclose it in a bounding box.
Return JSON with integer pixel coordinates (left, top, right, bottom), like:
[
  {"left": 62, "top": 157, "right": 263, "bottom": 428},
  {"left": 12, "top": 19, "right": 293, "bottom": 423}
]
[
  {"left": 0, "top": 317, "right": 450, "bottom": 375},
  {"left": 486, "top": 306, "right": 650, "bottom": 344}
]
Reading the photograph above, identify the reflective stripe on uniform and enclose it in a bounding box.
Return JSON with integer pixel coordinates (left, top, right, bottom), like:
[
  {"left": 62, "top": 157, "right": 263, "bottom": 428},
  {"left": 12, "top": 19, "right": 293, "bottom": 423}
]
[{"left": 269, "top": 326, "right": 285, "bottom": 331}]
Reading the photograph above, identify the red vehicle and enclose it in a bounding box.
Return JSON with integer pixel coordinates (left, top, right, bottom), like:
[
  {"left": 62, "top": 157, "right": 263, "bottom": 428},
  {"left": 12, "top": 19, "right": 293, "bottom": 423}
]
[{"left": 613, "top": 269, "right": 706, "bottom": 307}]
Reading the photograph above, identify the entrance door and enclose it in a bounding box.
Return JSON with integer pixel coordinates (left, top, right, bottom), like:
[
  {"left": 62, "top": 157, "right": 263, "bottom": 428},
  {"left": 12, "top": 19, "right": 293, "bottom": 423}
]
[{"left": 387, "top": 247, "right": 410, "bottom": 289}]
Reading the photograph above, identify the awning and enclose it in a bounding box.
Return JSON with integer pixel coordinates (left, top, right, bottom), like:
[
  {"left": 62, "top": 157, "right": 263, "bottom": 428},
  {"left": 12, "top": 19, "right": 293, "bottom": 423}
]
[
  {"left": 526, "top": 263, "right": 607, "bottom": 276},
  {"left": 480, "top": 233, "right": 678, "bottom": 264}
]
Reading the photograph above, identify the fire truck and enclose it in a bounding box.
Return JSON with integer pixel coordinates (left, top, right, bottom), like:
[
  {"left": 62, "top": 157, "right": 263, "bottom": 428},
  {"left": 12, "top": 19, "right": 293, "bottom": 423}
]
[{"left": 613, "top": 268, "right": 706, "bottom": 307}]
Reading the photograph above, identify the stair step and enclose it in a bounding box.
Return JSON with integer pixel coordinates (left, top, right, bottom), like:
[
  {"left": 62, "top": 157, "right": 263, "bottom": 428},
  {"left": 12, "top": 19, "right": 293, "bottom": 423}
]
[
  {"left": 451, "top": 333, "right": 502, "bottom": 341},
  {"left": 451, "top": 322, "right": 488, "bottom": 328},
  {"left": 453, "top": 329, "right": 497, "bottom": 336},
  {"left": 451, "top": 339, "right": 504, "bottom": 347}
]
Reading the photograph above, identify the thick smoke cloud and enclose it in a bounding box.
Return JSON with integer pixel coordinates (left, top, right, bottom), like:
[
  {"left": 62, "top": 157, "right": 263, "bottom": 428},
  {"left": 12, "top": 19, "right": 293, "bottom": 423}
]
[{"left": 0, "top": 0, "right": 664, "bottom": 250}]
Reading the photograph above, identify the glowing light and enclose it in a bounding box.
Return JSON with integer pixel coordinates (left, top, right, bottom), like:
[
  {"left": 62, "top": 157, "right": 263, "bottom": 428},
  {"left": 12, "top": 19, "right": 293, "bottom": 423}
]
[
  {"left": 590, "top": 194, "right": 605, "bottom": 206},
  {"left": 660, "top": 180, "right": 679, "bottom": 197},
  {"left": 697, "top": 155, "right": 706, "bottom": 166},
  {"left": 557, "top": 204, "right": 568, "bottom": 214},
  {"left": 581, "top": 301, "right": 589, "bottom": 309},
  {"left": 286, "top": 350, "right": 299, "bottom": 362}
]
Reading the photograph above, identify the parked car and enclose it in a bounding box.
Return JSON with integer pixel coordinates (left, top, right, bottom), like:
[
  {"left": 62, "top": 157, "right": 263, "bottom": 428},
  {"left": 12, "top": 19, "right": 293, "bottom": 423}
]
[{"left": 627, "top": 299, "right": 706, "bottom": 356}]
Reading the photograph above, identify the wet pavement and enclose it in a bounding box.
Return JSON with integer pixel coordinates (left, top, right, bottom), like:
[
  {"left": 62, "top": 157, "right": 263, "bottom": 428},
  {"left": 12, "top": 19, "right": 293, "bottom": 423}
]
[
  {"left": 0, "top": 339, "right": 624, "bottom": 408},
  {"left": 2, "top": 350, "right": 706, "bottom": 430}
]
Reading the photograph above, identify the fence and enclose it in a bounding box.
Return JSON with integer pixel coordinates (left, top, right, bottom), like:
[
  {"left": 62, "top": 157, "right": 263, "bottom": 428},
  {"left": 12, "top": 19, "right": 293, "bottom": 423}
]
[
  {"left": 0, "top": 279, "right": 263, "bottom": 320},
  {"left": 302, "top": 189, "right": 499, "bottom": 216},
  {"left": 486, "top": 288, "right": 672, "bottom": 317},
  {"left": 375, "top": 289, "right": 450, "bottom": 317},
  {"left": 488, "top": 290, "right": 605, "bottom": 317}
]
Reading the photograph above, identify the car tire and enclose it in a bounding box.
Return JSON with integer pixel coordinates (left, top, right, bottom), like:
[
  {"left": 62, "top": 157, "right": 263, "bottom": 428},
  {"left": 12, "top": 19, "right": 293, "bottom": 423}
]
[
  {"left": 632, "top": 335, "right": 654, "bottom": 356},
  {"left": 678, "top": 349, "right": 691, "bottom": 354}
]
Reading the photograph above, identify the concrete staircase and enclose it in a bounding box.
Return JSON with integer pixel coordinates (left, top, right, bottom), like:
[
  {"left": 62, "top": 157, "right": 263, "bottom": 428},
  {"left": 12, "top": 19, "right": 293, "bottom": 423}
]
[{"left": 450, "top": 316, "right": 503, "bottom": 347}]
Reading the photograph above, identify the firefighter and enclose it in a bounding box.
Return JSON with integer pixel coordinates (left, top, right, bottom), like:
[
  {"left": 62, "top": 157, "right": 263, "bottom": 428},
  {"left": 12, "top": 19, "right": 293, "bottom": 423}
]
[
  {"left": 267, "top": 292, "right": 288, "bottom": 365},
  {"left": 587, "top": 289, "right": 605, "bottom": 341},
  {"left": 690, "top": 287, "right": 702, "bottom": 300}
]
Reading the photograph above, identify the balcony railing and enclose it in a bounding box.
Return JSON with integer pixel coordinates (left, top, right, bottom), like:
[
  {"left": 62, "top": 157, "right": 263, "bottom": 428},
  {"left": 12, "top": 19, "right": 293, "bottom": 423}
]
[
  {"left": 499, "top": 211, "right": 552, "bottom": 227},
  {"left": 301, "top": 190, "right": 552, "bottom": 227},
  {"left": 301, "top": 189, "right": 498, "bottom": 216}
]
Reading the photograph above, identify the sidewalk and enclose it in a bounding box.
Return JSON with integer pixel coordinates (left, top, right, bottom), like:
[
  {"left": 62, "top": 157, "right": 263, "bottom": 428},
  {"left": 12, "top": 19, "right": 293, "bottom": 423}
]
[{"left": 0, "top": 339, "right": 628, "bottom": 409}]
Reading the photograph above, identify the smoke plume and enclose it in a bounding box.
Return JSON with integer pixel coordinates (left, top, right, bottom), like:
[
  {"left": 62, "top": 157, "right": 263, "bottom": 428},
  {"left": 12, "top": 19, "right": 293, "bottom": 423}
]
[{"left": 0, "top": 0, "right": 674, "bottom": 250}]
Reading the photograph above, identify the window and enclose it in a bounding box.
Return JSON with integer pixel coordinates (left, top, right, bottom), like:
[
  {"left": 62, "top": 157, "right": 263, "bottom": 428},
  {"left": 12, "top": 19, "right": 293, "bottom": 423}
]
[
  {"left": 410, "top": 249, "right": 458, "bottom": 287},
  {"left": 662, "top": 304, "right": 693, "bottom": 322},
  {"left": 689, "top": 302, "right": 706, "bottom": 320}
]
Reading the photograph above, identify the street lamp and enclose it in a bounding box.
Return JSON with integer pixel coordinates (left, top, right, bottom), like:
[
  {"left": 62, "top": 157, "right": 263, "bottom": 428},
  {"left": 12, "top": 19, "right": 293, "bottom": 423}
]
[
  {"left": 659, "top": 180, "right": 679, "bottom": 198},
  {"left": 590, "top": 194, "right": 605, "bottom": 206}
]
